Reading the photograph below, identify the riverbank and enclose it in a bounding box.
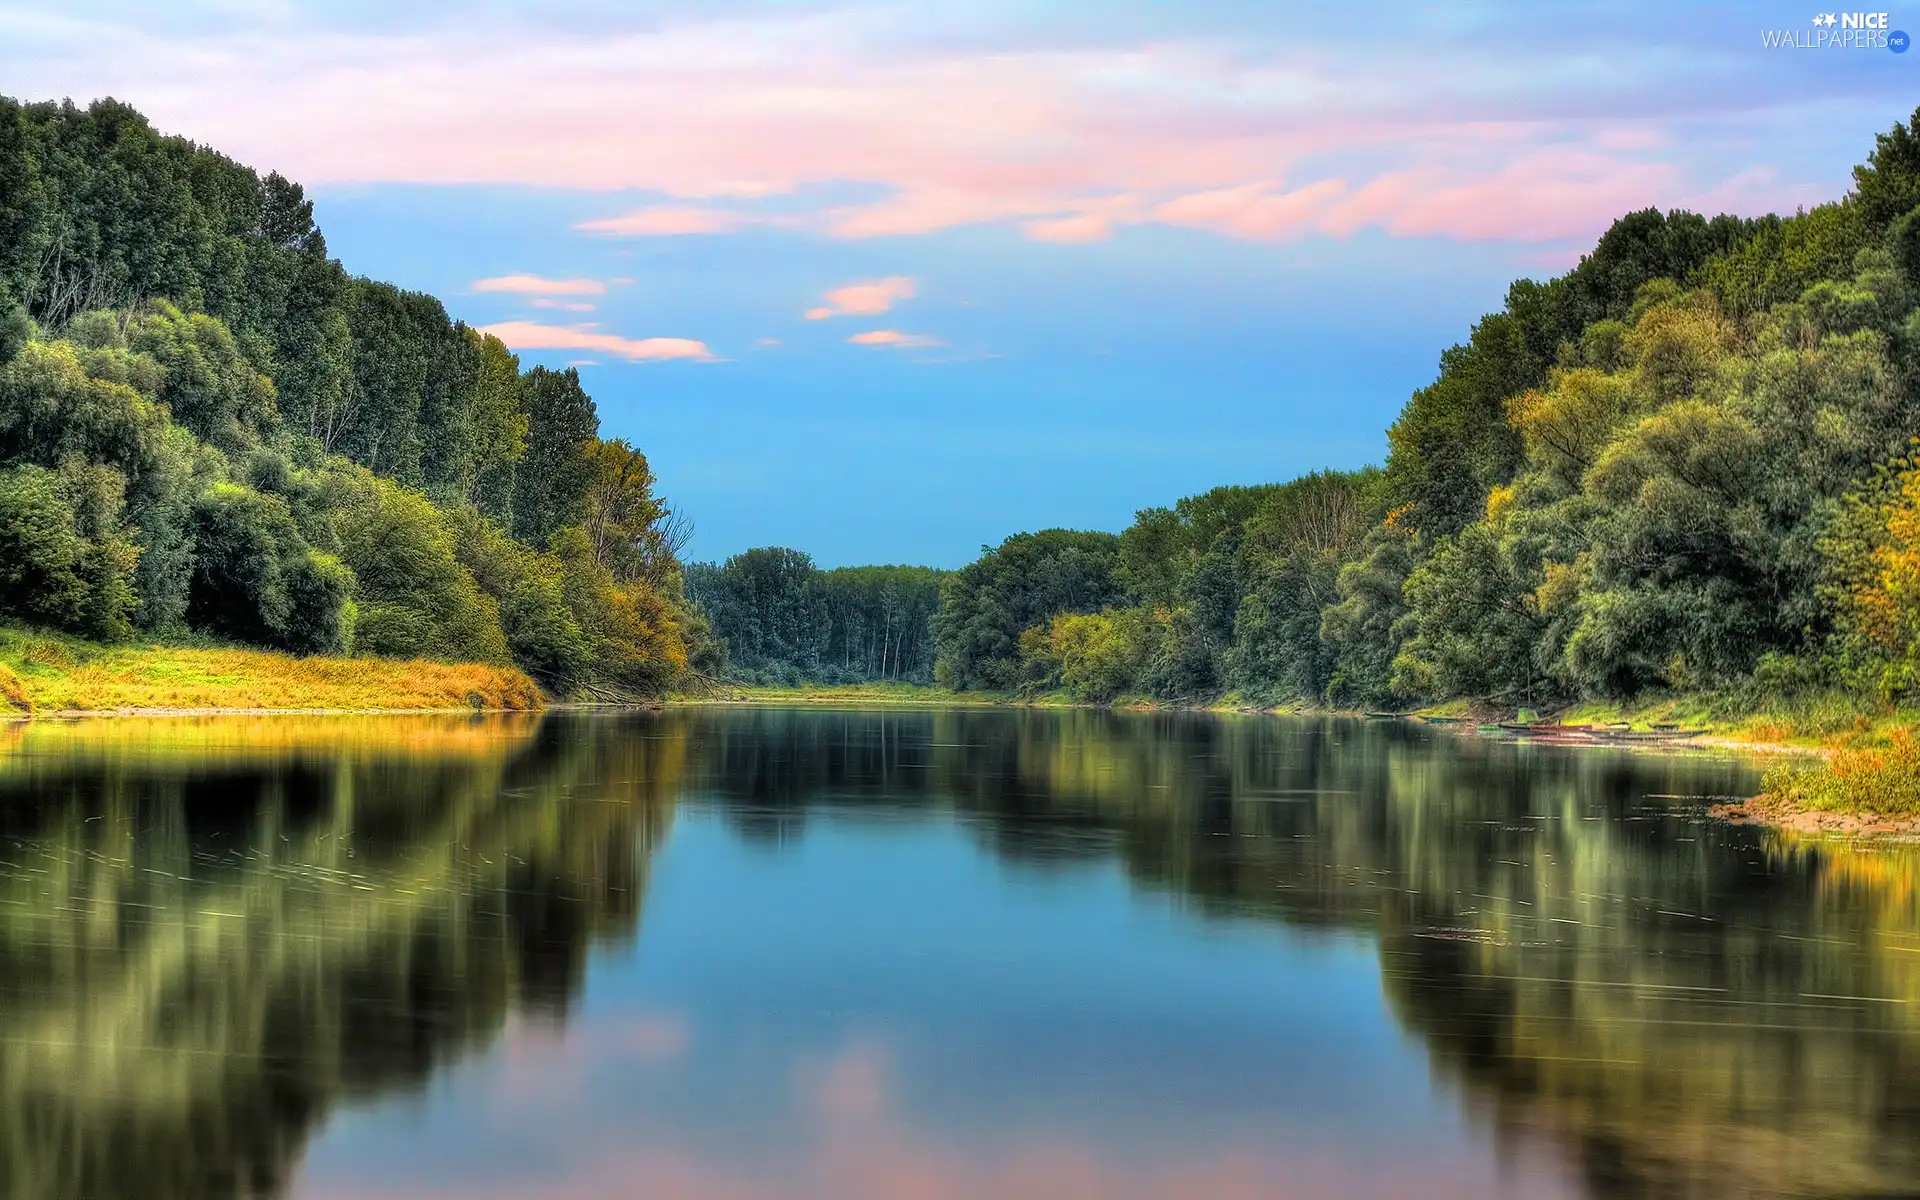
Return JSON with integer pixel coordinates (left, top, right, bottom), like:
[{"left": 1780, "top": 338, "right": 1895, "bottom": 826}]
[
  {"left": 9, "top": 625, "right": 1907, "bottom": 836},
  {"left": 0, "top": 626, "right": 542, "bottom": 716},
  {"left": 687, "top": 682, "right": 1010, "bottom": 707}
]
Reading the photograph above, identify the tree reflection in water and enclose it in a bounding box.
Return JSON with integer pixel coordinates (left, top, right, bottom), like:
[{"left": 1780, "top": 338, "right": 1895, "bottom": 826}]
[
  {"left": 684, "top": 708, "right": 1920, "bottom": 1199},
  {"left": 3, "top": 708, "right": 1917, "bottom": 1199},
  {"left": 0, "top": 714, "right": 681, "bottom": 1200}
]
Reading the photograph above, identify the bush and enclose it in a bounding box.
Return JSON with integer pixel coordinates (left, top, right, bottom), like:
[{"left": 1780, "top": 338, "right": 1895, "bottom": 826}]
[
  {"left": 318, "top": 466, "right": 511, "bottom": 664},
  {"left": 1765, "top": 728, "right": 1920, "bottom": 815},
  {"left": 447, "top": 506, "right": 590, "bottom": 688},
  {"left": 286, "top": 551, "right": 356, "bottom": 654},
  {"left": 0, "top": 464, "right": 140, "bottom": 639},
  {"left": 0, "top": 465, "right": 91, "bottom": 629},
  {"left": 188, "top": 482, "right": 315, "bottom": 647}
]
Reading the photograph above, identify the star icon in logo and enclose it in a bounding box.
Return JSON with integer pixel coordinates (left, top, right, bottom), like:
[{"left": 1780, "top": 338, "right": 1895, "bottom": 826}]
[{"left": 1822, "top": 12, "right": 1838, "bottom": 24}]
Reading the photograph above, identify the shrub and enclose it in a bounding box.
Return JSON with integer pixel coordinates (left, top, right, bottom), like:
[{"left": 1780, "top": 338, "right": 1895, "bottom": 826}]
[
  {"left": 1765, "top": 728, "right": 1920, "bottom": 815},
  {"left": 189, "top": 482, "right": 351, "bottom": 651},
  {"left": 0, "top": 464, "right": 140, "bottom": 639},
  {"left": 322, "top": 466, "right": 510, "bottom": 664}
]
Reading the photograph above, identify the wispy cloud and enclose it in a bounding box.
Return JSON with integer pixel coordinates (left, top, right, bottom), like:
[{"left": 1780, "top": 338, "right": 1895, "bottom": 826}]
[
  {"left": 1154, "top": 179, "right": 1346, "bottom": 241},
  {"left": 531, "top": 297, "right": 596, "bottom": 311},
  {"left": 806, "top": 276, "right": 916, "bottom": 320},
  {"left": 847, "top": 329, "right": 942, "bottom": 349},
  {"left": 577, "top": 207, "right": 751, "bottom": 236},
  {"left": 1, "top": 5, "right": 1885, "bottom": 247},
  {"left": 471, "top": 274, "right": 607, "bottom": 296},
  {"left": 479, "top": 320, "right": 716, "bottom": 362}
]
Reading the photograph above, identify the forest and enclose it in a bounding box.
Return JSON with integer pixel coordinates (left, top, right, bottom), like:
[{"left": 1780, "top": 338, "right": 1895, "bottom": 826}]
[
  {"left": 0, "top": 96, "right": 710, "bottom": 699},
  {"left": 917, "top": 106, "right": 1920, "bottom": 710},
  {"left": 7, "top": 94, "right": 1920, "bottom": 717},
  {"left": 685, "top": 550, "right": 943, "bottom": 685}
]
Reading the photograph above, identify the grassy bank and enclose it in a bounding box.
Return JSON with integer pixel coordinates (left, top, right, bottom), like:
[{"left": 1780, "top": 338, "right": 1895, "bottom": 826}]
[
  {"left": 1542, "top": 690, "right": 1920, "bottom": 829},
  {"left": 0, "top": 626, "right": 542, "bottom": 715}
]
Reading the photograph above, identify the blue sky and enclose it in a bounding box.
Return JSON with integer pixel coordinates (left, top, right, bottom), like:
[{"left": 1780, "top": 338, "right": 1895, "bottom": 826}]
[{"left": 2, "top": 1, "right": 1915, "bottom": 565}]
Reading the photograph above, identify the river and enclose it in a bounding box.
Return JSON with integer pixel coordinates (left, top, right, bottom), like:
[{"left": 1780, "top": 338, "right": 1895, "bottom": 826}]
[{"left": 3, "top": 707, "right": 1917, "bottom": 1199}]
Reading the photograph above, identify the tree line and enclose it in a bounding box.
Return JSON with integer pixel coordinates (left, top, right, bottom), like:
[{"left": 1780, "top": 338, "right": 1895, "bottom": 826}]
[
  {"left": 0, "top": 95, "right": 711, "bottom": 696},
  {"left": 923, "top": 107, "right": 1920, "bottom": 709},
  {"left": 685, "top": 549, "right": 943, "bottom": 685}
]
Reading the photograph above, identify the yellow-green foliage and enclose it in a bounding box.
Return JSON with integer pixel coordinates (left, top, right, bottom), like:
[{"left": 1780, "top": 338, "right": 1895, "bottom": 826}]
[
  {"left": 1020, "top": 609, "right": 1147, "bottom": 702},
  {"left": 0, "top": 626, "right": 540, "bottom": 713},
  {"left": 1766, "top": 728, "right": 1920, "bottom": 816}
]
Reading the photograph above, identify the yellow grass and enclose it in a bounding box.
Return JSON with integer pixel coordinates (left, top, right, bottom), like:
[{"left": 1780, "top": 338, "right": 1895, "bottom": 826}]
[
  {"left": 0, "top": 625, "right": 542, "bottom": 716},
  {"left": 0, "top": 711, "right": 544, "bottom": 766}
]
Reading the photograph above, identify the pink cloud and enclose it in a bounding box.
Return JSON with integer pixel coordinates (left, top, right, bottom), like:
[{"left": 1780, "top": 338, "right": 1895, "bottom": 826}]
[
  {"left": 299, "top": 1036, "right": 1577, "bottom": 1200},
  {"left": 471, "top": 274, "right": 606, "bottom": 295},
  {"left": 577, "top": 207, "right": 750, "bottom": 236},
  {"left": 19, "top": 10, "right": 1822, "bottom": 248},
  {"left": 1020, "top": 195, "right": 1147, "bottom": 244},
  {"left": 530, "top": 297, "right": 596, "bottom": 311},
  {"left": 1155, "top": 179, "right": 1347, "bottom": 240},
  {"left": 478, "top": 320, "right": 716, "bottom": 362},
  {"left": 805, "top": 276, "right": 916, "bottom": 320},
  {"left": 1320, "top": 150, "right": 1674, "bottom": 241},
  {"left": 847, "top": 329, "right": 942, "bottom": 348}
]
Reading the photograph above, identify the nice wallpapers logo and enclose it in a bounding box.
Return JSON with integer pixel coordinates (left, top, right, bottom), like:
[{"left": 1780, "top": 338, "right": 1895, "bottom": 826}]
[{"left": 1763, "top": 11, "right": 1911, "bottom": 49}]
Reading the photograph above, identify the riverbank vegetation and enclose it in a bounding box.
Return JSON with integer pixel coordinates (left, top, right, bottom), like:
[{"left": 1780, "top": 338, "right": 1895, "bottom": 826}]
[
  {"left": 0, "top": 95, "right": 709, "bottom": 705},
  {"left": 685, "top": 549, "right": 943, "bottom": 686},
  {"left": 0, "top": 624, "right": 540, "bottom": 714},
  {"left": 694, "top": 108, "right": 1920, "bottom": 818}
]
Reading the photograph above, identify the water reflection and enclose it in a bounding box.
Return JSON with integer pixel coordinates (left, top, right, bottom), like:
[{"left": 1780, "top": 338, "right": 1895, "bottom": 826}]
[
  {"left": 0, "top": 715, "right": 680, "bottom": 1200},
  {"left": 4, "top": 708, "right": 1918, "bottom": 1198},
  {"left": 676, "top": 708, "right": 1920, "bottom": 1198}
]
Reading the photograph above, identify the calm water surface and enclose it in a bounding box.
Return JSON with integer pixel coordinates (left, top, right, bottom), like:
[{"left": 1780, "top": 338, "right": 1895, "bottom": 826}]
[{"left": 4, "top": 708, "right": 1919, "bottom": 1199}]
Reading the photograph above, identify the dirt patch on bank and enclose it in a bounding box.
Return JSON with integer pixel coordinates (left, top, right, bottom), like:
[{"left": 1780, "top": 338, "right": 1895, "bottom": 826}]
[{"left": 1710, "top": 794, "right": 1920, "bottom": 837}]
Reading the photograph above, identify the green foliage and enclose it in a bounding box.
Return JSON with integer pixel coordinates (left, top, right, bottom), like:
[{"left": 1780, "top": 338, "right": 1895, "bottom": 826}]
[
  {"left": 933, "top": 530, "right": 1122, "bottom": 691},
  {"left": 0, "top": 93, "right": 697, "bottom": 697},
  {"left": 509, "top": 367, "right": 598, "bottom": 546},
  {"left": 1852, "top": 107, "right": 1920, "bottom": 234},
  {"left": 448, "top": 506, "right": 590, "bottom": 690},
  {"left": 1021, "top": 610, "right": 1147, "bottom": 702},
  {"left": 0, "top": 464, "right": 129, "bottom": 637},
  {"left": 318, "top": 465, "right": 510, "bottom": 665},
  {"left": 188, "top": 482, "right": 335, "bottom": 651},
  {"left": 126, "top": 300, "right": 278, "bottom": 453},
  {"left": 0, "top": 307, "right": 28, "bottom": 364},
  {"left": 686, "top": 550, "right": 944, "bottom": 686},
  {"left": 552, "top": 527, "right": 687, "bottom": 695},
  {"left": 583, "top": 438, "right": 672, "bottom": 587}
]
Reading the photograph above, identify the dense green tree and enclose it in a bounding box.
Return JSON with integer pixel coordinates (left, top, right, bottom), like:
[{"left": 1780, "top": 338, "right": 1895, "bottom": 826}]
[
  {"left": 0, "top": 465, "right": 90, "bottom": 625},
  {"left": 459, "top": 331, "right": 528, "bottom": 511},
  {"left": 509, "top": 367, "right": 598, "bottom": 546},
  {"left": 448, "top": 506, "right": 591, "bottom": 690},
  {"left": 933, "top": 530, "right": 1122, "bottom": 691},
  {"left": 188, "top": 483, "right": 347, "bottom": 652},
  {"left": 317, "top": 465, "right": 510, "bottom": 665}
]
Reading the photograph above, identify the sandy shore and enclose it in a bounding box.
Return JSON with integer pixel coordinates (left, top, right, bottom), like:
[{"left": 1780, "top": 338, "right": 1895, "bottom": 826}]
[{"left": 1710, "top": 795, "right": 1920, "bottom": 837}]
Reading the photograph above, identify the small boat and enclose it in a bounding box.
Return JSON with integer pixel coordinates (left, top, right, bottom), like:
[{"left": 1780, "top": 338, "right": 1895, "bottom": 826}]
[
  {"left": 1364, "top": 711, "right": 1409, "bottom": 719},
  {"left": 1419, "top": 716, "right": 1468, "bottom": 725},
  {"left": 1495, "top": 722, "right": 1593, "bottom": 735}
]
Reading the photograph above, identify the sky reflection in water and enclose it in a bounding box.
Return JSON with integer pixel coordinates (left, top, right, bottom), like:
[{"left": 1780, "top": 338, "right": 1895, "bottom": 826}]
[{"left": 8, "top": 709, "right": 1918, "bottom": 1198}]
